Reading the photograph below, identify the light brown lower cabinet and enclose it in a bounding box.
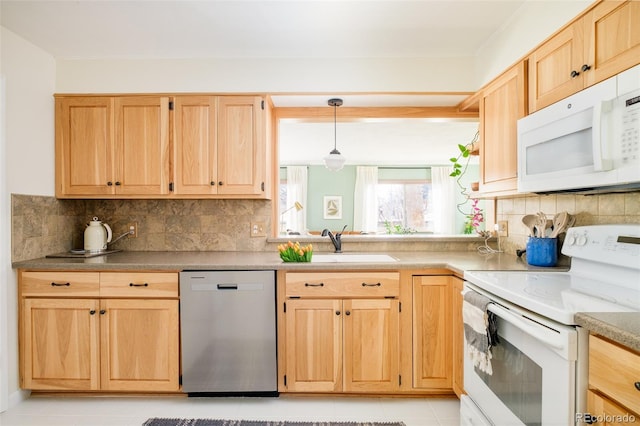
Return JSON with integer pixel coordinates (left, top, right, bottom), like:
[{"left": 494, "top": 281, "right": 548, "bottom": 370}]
[
  {"left": 587, "top": 335, "right": 640, "bottom": 423},
  {"left": 278, "top": 270, "right": 456, "bottom": 395},
  {"left": 587, "top": 390, "right": 640, "bottom": 426},
  {"left": 284, "top": 297, "right": 400, "bottom": 393},
  {"left": 412, "top": 275, "right": 452, "bottom": 389},
  {"left": 451, "top": 276, "right": 465, "bottom": 397},
  {"left": 281, "top": 271, "right": 401, "bottom": 393},
  {"left": 19, "top": 271, "right": 180, "bottom": 392}
]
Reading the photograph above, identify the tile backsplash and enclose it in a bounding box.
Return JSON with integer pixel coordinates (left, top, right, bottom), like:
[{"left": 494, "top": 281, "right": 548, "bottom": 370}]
[
  {"left": 496, "top": 192, "right": 640, "bottom": 255},
  {"left": 11, "top": 191, "right": 640, "bottom": 262},
  {"left": 11, "top": 194, "right": 271, "bottom": 262}
]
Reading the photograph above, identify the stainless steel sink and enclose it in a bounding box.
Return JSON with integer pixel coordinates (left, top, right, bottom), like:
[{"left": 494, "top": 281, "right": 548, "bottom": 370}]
[{"left": 311, "top": 254, "right": 397, "bottom": 263}]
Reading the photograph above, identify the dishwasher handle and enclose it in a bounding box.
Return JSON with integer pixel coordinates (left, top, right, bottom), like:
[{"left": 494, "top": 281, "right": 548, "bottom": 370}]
[{"left": 217, "top": 284, "right": 238, "bottom": 290}]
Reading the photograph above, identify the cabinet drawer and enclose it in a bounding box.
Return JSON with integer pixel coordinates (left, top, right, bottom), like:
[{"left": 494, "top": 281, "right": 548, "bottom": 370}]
[
  {"left": 589, "top": 335, "right": 640, "bottom": 415},
  {"left": 285, "top": 272, "right": 399, "bottom": 298},
  {"left": 21, "top": 271, "right": 100, "bottom": 297},
  {"left": 99, "top": 272, "right": 179, "bottom": 298}
]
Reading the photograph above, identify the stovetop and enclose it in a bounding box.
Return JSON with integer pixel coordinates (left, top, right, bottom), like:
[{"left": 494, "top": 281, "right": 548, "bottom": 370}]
[{"left": 464, "top": 224, "right": 640, "bottom": 326}]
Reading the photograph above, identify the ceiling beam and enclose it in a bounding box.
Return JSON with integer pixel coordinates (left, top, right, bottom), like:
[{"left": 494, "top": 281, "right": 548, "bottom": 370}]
[{"left": 274, "top": 106, "right": 479, "bottom": 122}]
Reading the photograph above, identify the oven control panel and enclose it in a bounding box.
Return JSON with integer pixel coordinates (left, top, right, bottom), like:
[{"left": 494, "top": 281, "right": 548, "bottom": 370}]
[{"left": 563, "top": 225, "right": 640, "bottom": 268}]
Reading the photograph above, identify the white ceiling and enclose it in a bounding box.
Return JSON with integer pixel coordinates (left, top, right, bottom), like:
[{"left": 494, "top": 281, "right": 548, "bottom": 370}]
[
  {"left": 1, "top": 0, "right": 520, "bottom": 164},
  {"left": 1, "top": 1, "right": 526, "bottom": 60},
  {"left": 279, "top": 118, "right": 480, "bottom": 166}
]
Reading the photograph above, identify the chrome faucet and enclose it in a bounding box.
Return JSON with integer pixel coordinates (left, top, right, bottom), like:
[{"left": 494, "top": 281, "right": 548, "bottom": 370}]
[{"left": 321, "top": 225, "right": 347, "bottom": 253}]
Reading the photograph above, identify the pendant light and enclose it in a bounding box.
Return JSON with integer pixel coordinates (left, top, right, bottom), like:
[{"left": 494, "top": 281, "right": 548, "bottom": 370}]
[{"left": 323, "top": 98, "right": 346, "bottom": 171}]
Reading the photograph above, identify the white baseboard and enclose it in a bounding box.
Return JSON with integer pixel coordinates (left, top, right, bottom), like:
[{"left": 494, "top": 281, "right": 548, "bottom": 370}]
[{"left": 8, "top": 389, "right": 29, "bottom": 409}]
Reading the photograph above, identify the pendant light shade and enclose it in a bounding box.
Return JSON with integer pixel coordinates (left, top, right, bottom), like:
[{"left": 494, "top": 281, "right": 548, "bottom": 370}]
[{"left": 324, "top": 98, "right": 346, "bottom": 171}]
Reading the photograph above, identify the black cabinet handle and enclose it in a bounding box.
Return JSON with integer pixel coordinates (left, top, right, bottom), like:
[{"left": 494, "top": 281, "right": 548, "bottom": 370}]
[
  {"left": 635, "top": 381, "right": 640, "bottom": 391},
  {"left": 217, "top": 284, "right": 238, "bottom": 290},
  {"left": 129, "top": 283, "right": 149, "bottom": 287},
  {"left": 100, "top": 310, "right": 106, "bottom": 315},
  {"left": 89, "top": 310, "right": 96, "bottom": 315},
  {"left": 362, "top": 282, "right": 381, "bottom": 287},
  {"left": 581, "top": 64, "right": 592, "bottom": 72},
  {"left": 210, "top": 181, "right": 216, "bottom": 186},
  {"left": 115, "top": 181, "right": 121, "bottom": 186},
  {"left": 218, "top": 181, "right": 224, "bottom": 186},
  {"left": 107, "top": 181, "right": 113, "bottom": 186},
  {"left": 335, "top": 310, "right": 340, "bottom": 316},
  {"left": 570, "top": 70, "right": 580, "bottom": 78},
  {"left": 305, "top": 283, "right": 324, "bottom": 287},
  {"left": 346, "top": 310, "right": 351, "bottom": 316},
  {"left": 51, "top": 282, "right": 70, "bottom": 287}
]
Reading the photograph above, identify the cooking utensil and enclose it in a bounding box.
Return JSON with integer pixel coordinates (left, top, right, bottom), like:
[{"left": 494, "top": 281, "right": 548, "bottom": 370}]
[
  {"left": 522, "top": 215, "right": 537, "bottom": 237},
  {"left": 550, "top": 212, "right": 569, "bottom": 238},
  {"left": 535, "top": 212, "right": 548, "bottom": 238}
]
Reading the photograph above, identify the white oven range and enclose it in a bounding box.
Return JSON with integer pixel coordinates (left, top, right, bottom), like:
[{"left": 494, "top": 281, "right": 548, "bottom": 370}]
[{"left": 461, "top": 224, "right": 640, "bottom": 426}]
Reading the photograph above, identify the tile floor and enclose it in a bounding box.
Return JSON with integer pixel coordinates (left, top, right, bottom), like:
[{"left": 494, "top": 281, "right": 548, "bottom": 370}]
[{"left": 0, "top": 395, "right": 461, "bottom": 426}]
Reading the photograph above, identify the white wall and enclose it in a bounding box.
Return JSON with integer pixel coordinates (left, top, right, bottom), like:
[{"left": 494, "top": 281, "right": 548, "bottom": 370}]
[
  {"left": 2, "top": 28, "right": 56, "bottom": 196},
  {"left": 56, "top": 56, "right": 479, "bottom": 93},
  {"left": 0, "top": 26, "right": 56, "bottom": 408},
  {"left": 475, "top": 0, "right": 592, "bottom": 87}
]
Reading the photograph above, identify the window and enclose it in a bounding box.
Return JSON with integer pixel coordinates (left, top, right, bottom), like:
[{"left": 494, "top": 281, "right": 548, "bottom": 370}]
[{"left": 377, "top": 180, "right": 433, "bottom": 234}]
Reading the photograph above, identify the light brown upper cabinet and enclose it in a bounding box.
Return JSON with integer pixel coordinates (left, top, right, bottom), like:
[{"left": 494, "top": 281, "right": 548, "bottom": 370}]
[
  {"left": 529, "top": 0, "right": 640, "bottom": 112},
  {"left": 173, "top": 95, "right": 267, "bottom": 197},
  {"left": 56, "top": 94, "right": 269, "bottom": 199},
  {"left": 478, "top": 61, "right": 527, "bottom": 195},
  {"left": 56, "top": 95, "right": 171, "bottom": 198}
]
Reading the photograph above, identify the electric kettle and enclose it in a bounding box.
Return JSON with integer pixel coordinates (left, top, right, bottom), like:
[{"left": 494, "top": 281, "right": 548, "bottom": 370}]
[{"left": 84, "top": 217, "right": 112, "bottom": 253}]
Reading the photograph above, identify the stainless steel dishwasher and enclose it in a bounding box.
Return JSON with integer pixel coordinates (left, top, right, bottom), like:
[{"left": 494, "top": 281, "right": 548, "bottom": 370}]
[{"left": 179, "top": 270, "right": 277, "bottom": 396}]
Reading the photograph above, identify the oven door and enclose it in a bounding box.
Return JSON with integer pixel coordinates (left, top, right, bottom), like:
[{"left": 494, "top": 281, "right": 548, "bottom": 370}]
[{"left": 464, "top": 285, "right": 578, "bottom": 426}]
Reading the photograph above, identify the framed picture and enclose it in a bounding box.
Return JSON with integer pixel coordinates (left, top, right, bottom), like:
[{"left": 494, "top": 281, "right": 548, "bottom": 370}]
[{"left": 323, "top": 196, "right": 342, "bottom": 220}]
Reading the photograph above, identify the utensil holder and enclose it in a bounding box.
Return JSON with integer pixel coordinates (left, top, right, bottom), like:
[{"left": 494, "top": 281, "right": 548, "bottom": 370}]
[{"left": 526, "top": 237, "right": 558, "bottom": 267}]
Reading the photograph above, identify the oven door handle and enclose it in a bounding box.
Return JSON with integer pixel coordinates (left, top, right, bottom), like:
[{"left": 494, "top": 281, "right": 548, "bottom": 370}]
[{"left": 488, "top": 302, "right": 565, "bottom": 351}]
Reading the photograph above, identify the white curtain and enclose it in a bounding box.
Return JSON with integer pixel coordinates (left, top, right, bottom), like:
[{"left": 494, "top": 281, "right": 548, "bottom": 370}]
[
  {"left": 431, "top": 166, "right": 456, "bottom": 234},
  {"left": 353, "top": 166, "right": 379, "bottom": 234},
  {"left": 285, "top": 166, "right": 307, "bottom": 234}
]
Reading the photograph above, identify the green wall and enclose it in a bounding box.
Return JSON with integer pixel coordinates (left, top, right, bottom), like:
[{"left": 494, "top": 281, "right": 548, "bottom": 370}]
[{"left": 307, "top": 166, "right": 356, "bottom": 232}]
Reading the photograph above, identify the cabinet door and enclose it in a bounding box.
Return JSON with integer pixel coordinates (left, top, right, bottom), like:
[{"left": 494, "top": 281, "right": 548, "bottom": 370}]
[
  {"left": 173, "top": 96, "right": 218, "bottom": 195},
  {"left": 22, "top": 298, "right": 100, "bottom": 390},
  {"left": 479, "top": 61, "right": 526, "bottom": 194},
  {"left": 217, "top": 96, "right": 265, "bottom": 196},
  {"left": 343, "top": 299, "right": 400, "bottom": 393},
  {"left": 528, "top": 20, "right": 585, "bottom": 112},
  {"left": 412, "top": 275, "right": 452, "bottom": 389},
  {"left": 451, "top": 277, "right": 464, "bottom": 397},
  {"left": 585, "top": 0, "right": 640, "bottom": 87},
  {"left": 587, "top": 390, "right": 640, "bottom": 425},
  {"left": 284, "top": 299, "right": 342, "bottom": 392},
  {"left": 55, "top": 97, "right": 115, "bottom": 197},
  {"left": 100, "top": 299, "right": 179, "bottom": 391},
  {"left": 114, "top": 96, "right": 170, "bottom": 196}
]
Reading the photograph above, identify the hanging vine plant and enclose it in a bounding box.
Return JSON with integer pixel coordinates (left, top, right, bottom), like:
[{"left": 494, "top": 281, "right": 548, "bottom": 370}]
[{"left": 449, "top": 131, "right": 485, "bottom": 235}]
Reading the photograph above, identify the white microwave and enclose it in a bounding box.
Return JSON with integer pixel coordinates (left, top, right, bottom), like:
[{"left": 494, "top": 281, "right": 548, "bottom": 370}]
[{"left": 517, "top": 64, "right": 640, "bottom": 194}]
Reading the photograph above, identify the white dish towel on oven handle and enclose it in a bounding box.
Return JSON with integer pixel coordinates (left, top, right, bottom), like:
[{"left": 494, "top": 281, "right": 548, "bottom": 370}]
[{"left": 462, "top": 288, "right": 499, "bottom": 375}]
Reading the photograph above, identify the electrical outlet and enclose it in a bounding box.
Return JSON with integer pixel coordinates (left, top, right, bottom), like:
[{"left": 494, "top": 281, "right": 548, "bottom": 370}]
[
  {"left": 497, "top": 220, "right": 508, "bottom": 237},
  {"left": 127, "top": 222, "right": 138, "bottom": 238},
  {"left": 251, "top": 221, "right": 266, "bottom": 237}
]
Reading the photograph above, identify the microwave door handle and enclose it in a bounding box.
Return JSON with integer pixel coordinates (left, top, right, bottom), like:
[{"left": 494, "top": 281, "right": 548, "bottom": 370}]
[
  {"left": 592, "top": 100, "right": 614, "bottom": 171},
  {"left": 487, "top": 303, "right": 566, "bottom": 351}
]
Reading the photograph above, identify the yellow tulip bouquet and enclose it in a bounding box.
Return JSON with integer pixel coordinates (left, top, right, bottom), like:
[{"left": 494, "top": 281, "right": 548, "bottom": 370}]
[{"left": 278, "top": 241, "right": 313, "bottom": 262}]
